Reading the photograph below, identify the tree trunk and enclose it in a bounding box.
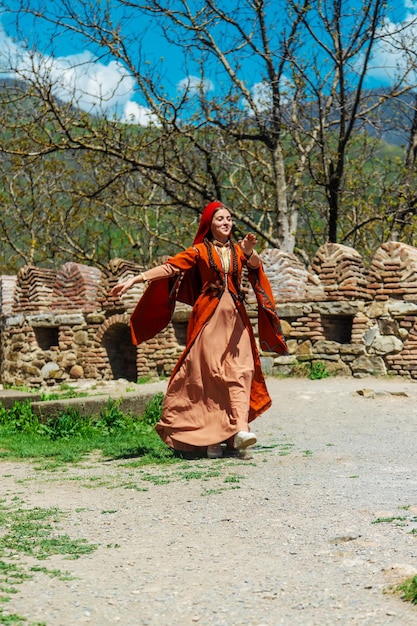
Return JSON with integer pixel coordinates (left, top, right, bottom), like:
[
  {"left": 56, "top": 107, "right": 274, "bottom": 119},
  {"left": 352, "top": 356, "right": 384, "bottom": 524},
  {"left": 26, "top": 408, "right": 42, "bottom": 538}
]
[
  {"left": 274, "top": 142, "right": 295, "bottom": 252},
  {"left": 405, "top": 94, "right": 417, "bottom": 171}
]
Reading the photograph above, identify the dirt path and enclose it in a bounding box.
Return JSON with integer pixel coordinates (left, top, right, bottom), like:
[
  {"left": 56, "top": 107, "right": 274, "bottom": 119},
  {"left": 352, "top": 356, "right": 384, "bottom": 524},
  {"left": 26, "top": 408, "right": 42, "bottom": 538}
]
[{"left": 2, "top": 376, "right": 417, "bottom": 625}]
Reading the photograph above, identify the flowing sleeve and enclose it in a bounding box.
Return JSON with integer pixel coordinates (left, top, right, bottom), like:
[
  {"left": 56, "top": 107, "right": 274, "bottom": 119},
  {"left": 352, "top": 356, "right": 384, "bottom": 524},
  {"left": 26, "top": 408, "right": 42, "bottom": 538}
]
[
  {"left": 248, "top": 264, "right": 288, "bottom": 355},
  {"left": 130, "top": 247, "right": 200, "bottom": 345},
  {"left": 143, "top": 263, "right": 180, "bottom": 282}
]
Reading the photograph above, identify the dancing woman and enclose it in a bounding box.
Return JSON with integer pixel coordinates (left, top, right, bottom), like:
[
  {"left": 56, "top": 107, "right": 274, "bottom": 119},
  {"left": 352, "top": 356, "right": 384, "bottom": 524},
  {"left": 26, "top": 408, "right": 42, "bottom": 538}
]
[{"left": 110, "top": 201, "right": 287, "bottom": 458}]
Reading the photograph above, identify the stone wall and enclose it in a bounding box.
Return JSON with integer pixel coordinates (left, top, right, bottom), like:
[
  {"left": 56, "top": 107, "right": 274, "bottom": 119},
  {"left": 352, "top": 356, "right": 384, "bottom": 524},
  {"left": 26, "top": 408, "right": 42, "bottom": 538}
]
[{"left": 2, "top": 241, "right": 417, "bottom": 387}]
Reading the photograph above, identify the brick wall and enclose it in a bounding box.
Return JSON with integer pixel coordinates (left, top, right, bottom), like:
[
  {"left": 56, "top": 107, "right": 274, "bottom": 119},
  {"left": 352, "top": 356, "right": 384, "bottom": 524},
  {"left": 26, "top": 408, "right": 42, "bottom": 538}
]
[{"left": 2, "top": 241, "right": 417, "bottom": 386}]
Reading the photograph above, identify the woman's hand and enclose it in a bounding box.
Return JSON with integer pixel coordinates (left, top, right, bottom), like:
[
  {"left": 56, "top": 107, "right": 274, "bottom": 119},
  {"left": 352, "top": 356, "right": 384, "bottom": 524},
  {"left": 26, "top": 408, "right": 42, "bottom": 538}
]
[
  {"left": 109, "top": 274, "right": 144, "bottom": 297},
  {"left": 239, "top": 232, "right": 258, "bottom": 257}
]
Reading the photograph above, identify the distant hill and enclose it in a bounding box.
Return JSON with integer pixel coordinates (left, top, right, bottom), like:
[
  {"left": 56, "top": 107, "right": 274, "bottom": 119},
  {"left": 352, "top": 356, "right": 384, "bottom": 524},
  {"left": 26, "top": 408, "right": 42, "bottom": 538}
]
[
  {"left": 0, "top": 77, "right": 414, "bottom": 147},
  {"left": 360, "top": 89, "right": 416, "bottom": 147}
]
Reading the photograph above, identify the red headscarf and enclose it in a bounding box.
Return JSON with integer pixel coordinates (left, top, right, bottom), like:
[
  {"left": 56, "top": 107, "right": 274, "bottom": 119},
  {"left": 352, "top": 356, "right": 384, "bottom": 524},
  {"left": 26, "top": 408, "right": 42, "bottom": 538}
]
[
  {"left": 193, "top": 201, "right": 225, "bottom": 244},
  {"left": 131, "top": 201, "right": 227, "bottom": 342}
]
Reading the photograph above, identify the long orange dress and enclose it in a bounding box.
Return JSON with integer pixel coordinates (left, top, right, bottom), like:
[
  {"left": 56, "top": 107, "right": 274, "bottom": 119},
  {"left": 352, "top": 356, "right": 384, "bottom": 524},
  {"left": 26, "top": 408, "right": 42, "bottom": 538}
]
[{"left": 130, "top": 239, "right": 287, "bottom": 452}]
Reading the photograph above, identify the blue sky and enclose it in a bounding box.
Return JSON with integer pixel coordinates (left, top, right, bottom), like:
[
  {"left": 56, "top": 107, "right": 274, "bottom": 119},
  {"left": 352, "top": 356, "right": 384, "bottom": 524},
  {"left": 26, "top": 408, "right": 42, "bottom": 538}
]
[{"left": 0, "top": 1, "right": 415, "bottom": 125}]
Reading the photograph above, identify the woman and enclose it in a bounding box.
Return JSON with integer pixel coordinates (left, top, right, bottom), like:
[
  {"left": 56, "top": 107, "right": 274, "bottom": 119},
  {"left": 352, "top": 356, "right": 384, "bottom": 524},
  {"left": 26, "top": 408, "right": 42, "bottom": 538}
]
[{"left": 110, "top": 201, "right": 287, "bottom": 458}]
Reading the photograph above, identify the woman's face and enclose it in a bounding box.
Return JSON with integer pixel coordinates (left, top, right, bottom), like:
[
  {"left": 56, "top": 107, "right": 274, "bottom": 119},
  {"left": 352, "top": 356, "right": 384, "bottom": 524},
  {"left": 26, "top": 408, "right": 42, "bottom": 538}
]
[{"left": 210, "top": 208, "right": 233, "bottom": 243}]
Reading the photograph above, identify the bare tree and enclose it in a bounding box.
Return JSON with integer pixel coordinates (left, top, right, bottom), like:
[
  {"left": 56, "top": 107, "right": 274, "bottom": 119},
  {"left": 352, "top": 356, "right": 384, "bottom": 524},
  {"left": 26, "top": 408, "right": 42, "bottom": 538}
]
[
  {"left": 0, "top": 0, "right": 417, "bottom": 271},
  {"left": 284, "top": 0, "right": 417, "bottom": 246},
  {"left": 0, "top": 0, "right": 310, "bottom": 256}
]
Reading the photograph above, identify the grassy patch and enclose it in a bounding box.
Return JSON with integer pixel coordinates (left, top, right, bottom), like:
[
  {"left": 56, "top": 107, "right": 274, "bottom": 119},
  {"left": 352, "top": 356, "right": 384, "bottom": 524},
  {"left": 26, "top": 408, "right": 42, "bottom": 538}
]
[
  {"left": 372, "top": 516, "right": 408, "bottom": 525},
  {"left": 254, "top": 441, "right": 295, "bottom": 456},
  {"left": 394, "top": 575, "right": 417, "bottom": 604},
  {"left": 0, "top": 393, "right": 294, "bottom": 474},
  {"left": 176, "top": 468, "right": 222, "bottom": 481},
  {"left": 39, "top": 389, "right": 89, "bottom": 401},
  {"left": 0, "top": 499, "right": 96, "bottom": 624},
  {"left": 0, "top": 504, "right": 97, "bottom": 561},
  {"left": 137, "top": 375, "right": 163, "bottom": 384},
  {"left": 308, "top": 362, "right": 331, "bottom": 380},
  {"left": 0, "top": 394, "right": 175, "bottom": 466},
  {"left": 224, "top": 473, "right": 242, "bottom": 485},
  {"left": 283, "top": 360, "right": 331, "bottom": 379}
]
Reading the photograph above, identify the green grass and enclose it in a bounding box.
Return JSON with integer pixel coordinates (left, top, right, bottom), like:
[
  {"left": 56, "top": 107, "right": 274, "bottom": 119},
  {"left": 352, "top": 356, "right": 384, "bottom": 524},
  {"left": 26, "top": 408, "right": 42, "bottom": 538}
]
[
  {"left": 371, "top": 516, "right": 408, "bottom": 525},
  {"left": 279, "top": 360, "right": 332, "bottom": 379},
  {"left": 137, "top": 375, "right": 162, "bottom": 384},
  {"left": 0, "top": 391, "right": 294, "bottom": 622},
  {"left": 39, "top": 389, "right": 89, "bottom": 401},
  {"left": 394, "top": 575, "right": 417, "bottom": 604},
  {"left": 308, "top": 362, "right": 331, "bottom": 380},
  {"left": 224, "top": 474, "right": 242, "bottom": 484},
  {"left": 0, "top": 499, "right": 96, "bottom": 624},
  {"left": 0, "top": 393, "right": 175, "bottom": 466},
  {"left": 0, "top": 505, "right": 97, "bottom": 560},
  {"left": 176, "top": 467, "right": 222, "bottom": 481}
]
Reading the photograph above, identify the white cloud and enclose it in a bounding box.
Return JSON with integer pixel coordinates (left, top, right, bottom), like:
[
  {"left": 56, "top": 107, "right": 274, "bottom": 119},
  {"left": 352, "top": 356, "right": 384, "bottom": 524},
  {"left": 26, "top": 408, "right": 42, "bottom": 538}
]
[
  {"left": 251, "top": 81, "right": 272, "bottom": 111},
  {"left": 0, "top": 22, "right": 157, "bottom": 126},
  {"left": 244, "top": 75, "right": 294, "bottom": 115},
  {"left": 121, "top": 100, "right": 160, "bottom": 125},
  {"left": 366, "top": 7, "right": 417, "bottom": 86},
  {"left": 176, "top": 75, "right": 214, "bottom": 94}
]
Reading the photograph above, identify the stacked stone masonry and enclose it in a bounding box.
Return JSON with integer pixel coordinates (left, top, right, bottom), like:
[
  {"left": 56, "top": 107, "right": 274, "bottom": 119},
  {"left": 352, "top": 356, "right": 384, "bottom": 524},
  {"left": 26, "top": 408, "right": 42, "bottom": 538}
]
[{"left": 2, "top": 242, "right": 417, "bottom": 387}]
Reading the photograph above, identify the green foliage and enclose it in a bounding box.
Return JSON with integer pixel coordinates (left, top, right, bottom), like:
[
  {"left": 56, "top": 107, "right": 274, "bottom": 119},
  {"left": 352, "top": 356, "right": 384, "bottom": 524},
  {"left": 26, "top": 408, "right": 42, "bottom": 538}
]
[
  {"left": 308, "top": 362, "right": 331, "bottom": 380},
  {"left": 141, "top": 393, "right": 164, "bottom": 427},
  {"left": 0, "top": 401, "right": 43, "bottom": 436},
  {"left": 0, "top": 499, "right": 95, "bottom": 624},
  {"left": 0, "top": 608, "right": 30, "bottom": 625},
  {"left": 44, "top": 408, "right": 93, "bottom": 440},
  {"left": 395, "top": 575, "right": 417, "bottom": 604},
  {"left": 137, "top": 375, "right": 158, "bottom": 384},
  {"left": 40, "top": 389, "right": 88, "bottom": 401},
  {"left": 372, "top": 516, "right": 408, "bottom": 524},
  {"left": 98, "top": 400, "right": 131, "bottom": 434},
  {"left": 286, "top": 360, "right": 331, "bottom": 380},
  {"left": 0, "top": 394, "right": 172, "bottom": 465}
]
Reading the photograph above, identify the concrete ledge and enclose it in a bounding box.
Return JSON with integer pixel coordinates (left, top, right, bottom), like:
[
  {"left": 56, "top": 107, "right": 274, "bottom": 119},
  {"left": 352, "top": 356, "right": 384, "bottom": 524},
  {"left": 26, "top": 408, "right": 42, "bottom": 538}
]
[
  {"left": 0, "top": 390, "right": 42, "bottom": 409},
  {"left": 0, "top": 381, "right": 167, "bottom": 420},
  {"left": 31, "top": 392, "right": 160, "bottom": 420}
]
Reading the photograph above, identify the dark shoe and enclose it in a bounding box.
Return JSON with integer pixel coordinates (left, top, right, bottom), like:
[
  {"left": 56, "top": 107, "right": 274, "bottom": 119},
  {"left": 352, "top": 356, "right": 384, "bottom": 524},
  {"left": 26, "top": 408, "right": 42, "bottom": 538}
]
[{"left": 207, "top": 444, "right": 223, "bottom": 459}]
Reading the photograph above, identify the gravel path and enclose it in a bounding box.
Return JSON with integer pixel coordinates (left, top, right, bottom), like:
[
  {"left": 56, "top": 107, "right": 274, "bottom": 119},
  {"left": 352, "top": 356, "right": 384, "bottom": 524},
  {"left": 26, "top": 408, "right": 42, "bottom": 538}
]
[{"left": 2, "top": 376, "right": 417, "bottom": 625}]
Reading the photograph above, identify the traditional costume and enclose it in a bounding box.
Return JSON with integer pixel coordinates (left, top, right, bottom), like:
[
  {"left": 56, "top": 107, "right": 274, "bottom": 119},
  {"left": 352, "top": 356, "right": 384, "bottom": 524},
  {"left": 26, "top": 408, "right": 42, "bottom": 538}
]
[{"left": 130, "top": 202, "right": 287, "bottom": 453}]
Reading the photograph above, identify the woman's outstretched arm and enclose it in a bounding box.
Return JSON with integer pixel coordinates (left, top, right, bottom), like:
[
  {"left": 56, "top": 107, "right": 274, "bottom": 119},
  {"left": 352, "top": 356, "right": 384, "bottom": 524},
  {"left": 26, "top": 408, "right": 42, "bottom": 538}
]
[{"left": 109, "top": 264, "right": 180, "bottom": 297}]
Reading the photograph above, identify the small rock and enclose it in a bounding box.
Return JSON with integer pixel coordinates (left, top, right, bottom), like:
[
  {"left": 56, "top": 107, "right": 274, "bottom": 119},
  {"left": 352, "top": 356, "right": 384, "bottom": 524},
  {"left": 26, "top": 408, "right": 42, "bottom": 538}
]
[
  {"left": 330, "top": 533, "right": 361, "bottom": 544},
  {"left": 356, "top": 388, "right": 375, "bottom": 398},
  {"left": 69, "top": 364, "right": 84, "bottom": 379},
  {"left": 41, "top": 362, "right": 63, "bottom": 379}
]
